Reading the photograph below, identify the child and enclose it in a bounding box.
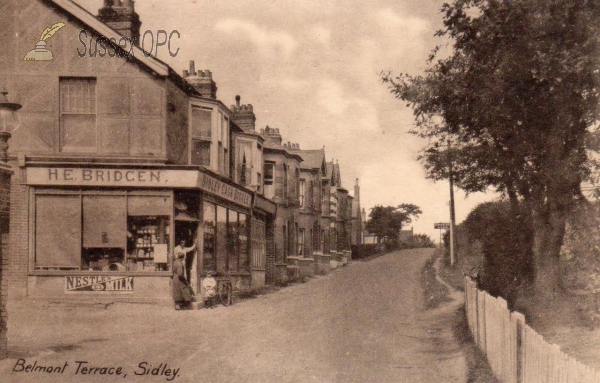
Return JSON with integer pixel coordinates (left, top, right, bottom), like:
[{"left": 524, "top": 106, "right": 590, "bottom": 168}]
[{"left": 202, "top": 272, "right": 217, "bottom": 309}]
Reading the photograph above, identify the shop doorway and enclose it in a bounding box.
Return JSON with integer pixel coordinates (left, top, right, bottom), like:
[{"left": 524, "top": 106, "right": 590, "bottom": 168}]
[{"left": 174, "top": 192, "right": 200, "bottom": 291}]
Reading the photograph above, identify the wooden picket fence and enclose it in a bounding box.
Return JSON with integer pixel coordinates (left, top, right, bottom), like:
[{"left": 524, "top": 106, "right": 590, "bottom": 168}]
[{"left": 464, "top": 277, "right": 600, "bottom": 383}]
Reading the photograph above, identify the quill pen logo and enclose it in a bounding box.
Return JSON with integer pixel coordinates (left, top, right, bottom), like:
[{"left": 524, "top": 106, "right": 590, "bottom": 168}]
[{"left": 23, "top": 22, "right": 66, "bottom": 61}]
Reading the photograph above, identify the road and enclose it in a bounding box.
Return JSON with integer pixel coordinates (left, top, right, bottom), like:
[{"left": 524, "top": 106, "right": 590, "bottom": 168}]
[{"left": 0, "top": 248, "right": 467, "bottom": 383}]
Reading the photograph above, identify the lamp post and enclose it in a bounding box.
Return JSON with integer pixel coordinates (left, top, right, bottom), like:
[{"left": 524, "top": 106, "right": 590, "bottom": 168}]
[{"left": 0, "top": 91, "right": 21, "bottom": 162}]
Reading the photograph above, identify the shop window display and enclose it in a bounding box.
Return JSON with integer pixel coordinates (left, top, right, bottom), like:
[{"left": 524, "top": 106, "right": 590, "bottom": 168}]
[
  {"left": 126, "top": 216, "right": 170, "bottom": 272},
  {"left": 34, "top": 191, "right": 172, "bottom": 272},
  {"left": 202, "top": 202, "right": 249, "bottom": 275}
]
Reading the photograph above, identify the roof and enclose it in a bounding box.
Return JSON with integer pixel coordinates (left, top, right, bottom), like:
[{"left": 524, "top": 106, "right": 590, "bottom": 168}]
[
  {"left": 51, "top": 0, "right": 170, "bottom": 76},
  {"left": 288, "top": 149, "right": 325, "bottom": 171},
  {"left": 263, "top": 140, "right": 303, "bottom": 162},
  {"left": 50, "top": 0, "right": 209, "bottom": 101}
]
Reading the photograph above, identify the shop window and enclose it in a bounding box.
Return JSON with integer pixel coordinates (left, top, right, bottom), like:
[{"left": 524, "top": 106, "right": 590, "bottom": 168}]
[
  {"left": 126, "top": 215, "right": 170, "bottom": 272},
  {"left": 35, "top": 195, "right": 81, "bottom": 269},
  {"left": 34, "top": 192, "right": 171, "bottom": 272},
  {"left": 126, "top": 196, "right": 171, "bottom": 272},
  {"left": 227, "top": 210, "right": 239, "bottom": 271},
  {"left": 82, "top": 195, "right": 127, "bottom": 270},
  {"left": 60, "top": 78, "right": 97, "bottom": 153},
  {"left": 239, "top": 213, "right": 249, "bottom": 271},
  {"left": 216, "top": 205, "right": 228, "bottom": 274},
  {"left": 203, "top": 202, "right": 216, "bottom": 272}
]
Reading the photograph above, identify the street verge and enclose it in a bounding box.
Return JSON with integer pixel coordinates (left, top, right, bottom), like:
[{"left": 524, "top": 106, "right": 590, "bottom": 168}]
[{"left": 423, "top": 249, "right": 498, "bottom": 383}]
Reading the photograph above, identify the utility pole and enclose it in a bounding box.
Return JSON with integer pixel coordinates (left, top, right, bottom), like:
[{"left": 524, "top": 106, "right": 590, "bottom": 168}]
[{"left": 448, "top": 141, "right": 456, "bottom": 266}]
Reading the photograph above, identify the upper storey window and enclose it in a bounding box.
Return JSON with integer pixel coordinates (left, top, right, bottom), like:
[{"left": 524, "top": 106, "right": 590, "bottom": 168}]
[
  {"left": 60, "top": 78, "right": 97, "bottom": 153},
  {"left": 191, "top": 106, "right": 212, "bottom": 166}
]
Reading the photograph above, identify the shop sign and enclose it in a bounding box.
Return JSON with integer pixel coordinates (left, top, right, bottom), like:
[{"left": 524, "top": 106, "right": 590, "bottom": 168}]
[
  {"left": 65, "top": 276, "right": 134, "bottom": 292},
  {"left": 26, "top": 168, "right": 198, "bottom": 188},
  {"left": 198, "top": 172, "right": 252, "bottom": 208},
  {"left": 254, "top": 195, "right": 276, "bottom": 214}
]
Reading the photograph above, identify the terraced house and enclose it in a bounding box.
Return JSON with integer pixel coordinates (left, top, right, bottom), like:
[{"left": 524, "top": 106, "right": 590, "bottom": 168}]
[{"left": 0, "top": 0, "right": 362, "bottom": 306}]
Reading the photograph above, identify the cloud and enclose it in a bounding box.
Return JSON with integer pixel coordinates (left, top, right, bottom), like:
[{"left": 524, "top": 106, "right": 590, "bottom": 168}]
[
  {"left": 317, "top": 79, "right": 351, "bottom": 115},
  {"left": 375, "top": 8, "right": 429, "bottom": 35},
  {"left": 215, "top": 18, "right": 298, "bottom": 59},
  {"left": 311, "top": 26, "right": 331, "bottom": 46}
]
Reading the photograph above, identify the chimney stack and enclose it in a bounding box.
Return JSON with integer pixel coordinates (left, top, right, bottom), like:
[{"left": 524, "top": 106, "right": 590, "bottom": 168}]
[
  {"left": 263, "top": 126, "right": 282, "bottom": 145},
  {"left": 230, "top": 95, "right": 256, "bottom": 132},
  {"left": 98, "top": 0, "right": 142, "bottom": 43},
  {"left": 182, "top": 60, "right": 218, "bottom": 99}
]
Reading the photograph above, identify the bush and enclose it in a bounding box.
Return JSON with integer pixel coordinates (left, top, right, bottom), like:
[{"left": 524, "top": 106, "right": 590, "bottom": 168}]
[
  {"left": 351, "top": 244, "right": 382, "bottom": 259},
  {"left": 457, "top": 201, "right": 534, "bottom": 306}
]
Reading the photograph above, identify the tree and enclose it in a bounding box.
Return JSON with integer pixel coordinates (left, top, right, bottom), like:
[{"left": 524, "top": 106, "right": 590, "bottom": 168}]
[
  {"left": 366, "top": 204, "right": 422, "bottom": 247},
  {"left": 382, "top": 0, "right": 600, "bottom": 296},
  {"left": 406, "top": 234, "right": 436, "bottom": 248}
]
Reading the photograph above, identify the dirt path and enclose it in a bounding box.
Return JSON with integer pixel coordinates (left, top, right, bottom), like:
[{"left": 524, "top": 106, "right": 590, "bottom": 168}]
[{"left": 0, "top": 248, "right": 467, "bottom": 383}]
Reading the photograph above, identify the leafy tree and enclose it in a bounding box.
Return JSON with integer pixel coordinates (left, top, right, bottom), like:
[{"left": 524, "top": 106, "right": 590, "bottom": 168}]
[
  {"left": 405, "top": 234, "right": 436, "bottom": 248},
  {"left": 383, "top": 0, "right": 600, "bottom": 297},
  {"left": 366, "top": 204, "right": 422, "bottom": 247}
]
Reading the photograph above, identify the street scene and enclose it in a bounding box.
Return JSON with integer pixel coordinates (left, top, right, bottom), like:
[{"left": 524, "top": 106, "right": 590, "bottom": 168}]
[{"left": 0, "top": 249, "right": 466, "bottom": 383}]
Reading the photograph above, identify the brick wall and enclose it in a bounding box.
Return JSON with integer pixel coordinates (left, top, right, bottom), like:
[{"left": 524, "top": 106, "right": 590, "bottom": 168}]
[
  {"left": 8, "top": 164, "right": 28, "bottom": 300},
  {"left": 0, "top": 163, "right": 13, "bottom": 359}
]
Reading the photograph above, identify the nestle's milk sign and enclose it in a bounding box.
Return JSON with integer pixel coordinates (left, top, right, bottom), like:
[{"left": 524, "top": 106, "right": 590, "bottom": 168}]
[{"left": 66, "top": 276, "right": 134, "bottom": 292}]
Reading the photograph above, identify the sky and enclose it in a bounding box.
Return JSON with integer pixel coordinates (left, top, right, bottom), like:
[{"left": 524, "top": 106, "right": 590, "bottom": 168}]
[{"left": 77, "top": 0, "right": 498, "bottom": 242}]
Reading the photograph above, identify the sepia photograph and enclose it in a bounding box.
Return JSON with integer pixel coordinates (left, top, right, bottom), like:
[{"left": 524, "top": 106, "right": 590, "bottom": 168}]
[{"left": 1, "top": 0, "right": 600, "bottom": 381}]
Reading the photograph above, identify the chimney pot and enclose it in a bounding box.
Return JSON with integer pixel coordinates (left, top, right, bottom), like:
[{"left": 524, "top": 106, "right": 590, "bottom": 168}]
[
  {"left": 98, "top": 0, "right": 141, "bottom": 42},
  {"left": 189, "top": 61, "right": 196, "bottom": 76},
  {"left": 182, "top": 70, "right": 189, "bottom": 77},
  {"left": 236, "top": 95, "right": 241, "bottom": 107}
]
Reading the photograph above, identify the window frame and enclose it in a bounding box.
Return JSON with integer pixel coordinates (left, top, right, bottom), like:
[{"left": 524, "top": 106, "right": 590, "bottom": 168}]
[
  {"left": 59, "top": 77, "right": 98, "bottom": 153},
  {"left": 31, "top": 189, "right": 173, "bottom": 276}
]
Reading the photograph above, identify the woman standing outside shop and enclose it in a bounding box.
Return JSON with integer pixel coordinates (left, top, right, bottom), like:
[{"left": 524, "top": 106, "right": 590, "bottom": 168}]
[{"left": 172, "top": 251, "right": 193, "bottom": 310}]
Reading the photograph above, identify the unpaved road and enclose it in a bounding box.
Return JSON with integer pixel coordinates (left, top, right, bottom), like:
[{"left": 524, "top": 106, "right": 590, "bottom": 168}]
[{"left": 0, "top": 248, "right": 466, "bottom": 383}]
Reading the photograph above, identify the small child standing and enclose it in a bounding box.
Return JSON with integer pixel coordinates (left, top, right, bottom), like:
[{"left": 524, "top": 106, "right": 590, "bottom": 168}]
[{"left": 202, "top": 272, "right": 217, "bottom": 309}]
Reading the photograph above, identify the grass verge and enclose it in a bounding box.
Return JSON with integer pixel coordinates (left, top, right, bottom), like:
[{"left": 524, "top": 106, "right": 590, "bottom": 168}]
[{"left": 423, "top": 249, "right": 498, "bottom": 383}]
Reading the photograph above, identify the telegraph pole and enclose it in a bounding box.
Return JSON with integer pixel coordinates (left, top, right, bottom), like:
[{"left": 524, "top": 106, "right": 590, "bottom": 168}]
[{"left": 448, "top": 141, "right": 456, "bottom": 266}]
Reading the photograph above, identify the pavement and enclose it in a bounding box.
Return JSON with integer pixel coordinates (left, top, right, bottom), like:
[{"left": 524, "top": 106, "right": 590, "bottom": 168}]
[{"left": 0, "top": 248, "right": 467, "bottom": 383}]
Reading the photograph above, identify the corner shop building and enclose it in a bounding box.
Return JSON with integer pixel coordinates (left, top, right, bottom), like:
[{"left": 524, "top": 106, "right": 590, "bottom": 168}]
[
  {"left": 2, "top": 0, "right": 275, "bottom": 303},
  {"left": 12, "top": 164, "right": 273, "bottom": 302}
]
